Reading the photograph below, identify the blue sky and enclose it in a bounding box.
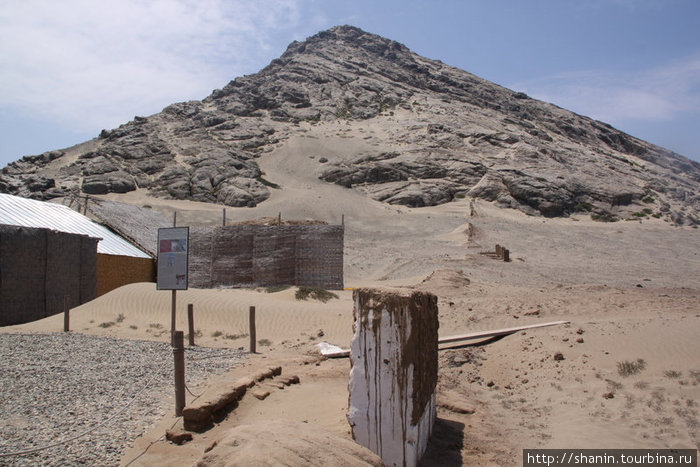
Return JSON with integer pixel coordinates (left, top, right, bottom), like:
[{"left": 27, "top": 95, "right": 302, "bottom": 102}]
[{"left": 1, "top": 0, "right": 699, "bottom": 168}]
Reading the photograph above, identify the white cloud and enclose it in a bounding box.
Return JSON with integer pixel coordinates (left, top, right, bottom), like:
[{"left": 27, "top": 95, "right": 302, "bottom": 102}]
[
  {"left": 513, "top": 54, "right": 700, "bottom": 125},
  {"left": 0, "top": 0, "right": 304, "bottom": 132}
]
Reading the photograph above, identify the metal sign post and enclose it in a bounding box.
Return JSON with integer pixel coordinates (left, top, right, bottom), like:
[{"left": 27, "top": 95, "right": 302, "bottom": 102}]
[{"left": 157, "top": 227, "right": 189, "bottom": 345}]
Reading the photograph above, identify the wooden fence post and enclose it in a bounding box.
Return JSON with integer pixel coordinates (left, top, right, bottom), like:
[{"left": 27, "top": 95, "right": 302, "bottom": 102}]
[
  {"left": 63, "top": 295, "right": 70, "bottom": 332},
  {"left": 173, "top": 331, "right": 185, "bottom": 416},
  {"left": 188, "top": 304, "right": 195, "bottom": 346},
  {"left": 249, "top": 306, "right": 256, "bottom": 354}
]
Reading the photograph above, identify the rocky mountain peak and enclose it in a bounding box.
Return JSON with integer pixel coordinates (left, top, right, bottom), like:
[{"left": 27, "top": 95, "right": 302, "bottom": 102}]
[{"left": 1, "top": 25, "right": 698, "bottom": 225}]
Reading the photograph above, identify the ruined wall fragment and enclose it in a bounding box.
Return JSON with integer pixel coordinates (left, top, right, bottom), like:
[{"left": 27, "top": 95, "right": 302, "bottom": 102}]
[{"left": 347, "top": 287, "right": 439, "bottom": 467}]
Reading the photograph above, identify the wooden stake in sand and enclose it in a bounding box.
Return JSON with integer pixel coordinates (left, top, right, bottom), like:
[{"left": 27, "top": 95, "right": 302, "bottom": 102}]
[
  {"left": 249, "top": 306, "right": 257, "bottom": 354},
  {"left": 63, "top": 295, "right": 69, "bottom": 332},
  {"left": 188, "top": 304, "right": 195, "bottom": 346},
  {"left": 173, "top": 331, "right": 185, "bottom": 416}
]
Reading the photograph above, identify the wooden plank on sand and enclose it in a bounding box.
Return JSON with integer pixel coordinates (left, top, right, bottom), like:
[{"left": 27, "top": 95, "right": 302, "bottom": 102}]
[
  {"left": 437, "top": 320, "right": 569, "bottom": 344},
  {"left": 319, "top": 320, "right": 569, "bottom": 358}
]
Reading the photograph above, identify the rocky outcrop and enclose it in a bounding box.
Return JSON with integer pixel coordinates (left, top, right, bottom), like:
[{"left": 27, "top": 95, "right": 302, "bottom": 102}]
[{"left": 1, "top": 25, "right": 698, "bottom": 224}]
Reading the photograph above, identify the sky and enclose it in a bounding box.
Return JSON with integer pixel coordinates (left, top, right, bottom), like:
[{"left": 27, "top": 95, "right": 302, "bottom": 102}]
[{"left": 1, "top": 0, "right": 699, "bottom": 168}]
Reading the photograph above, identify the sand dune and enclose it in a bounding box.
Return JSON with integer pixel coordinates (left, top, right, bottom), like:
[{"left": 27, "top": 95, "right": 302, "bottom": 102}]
[{"left": 5, "top": 283, "right": 356, "bottom": 351}]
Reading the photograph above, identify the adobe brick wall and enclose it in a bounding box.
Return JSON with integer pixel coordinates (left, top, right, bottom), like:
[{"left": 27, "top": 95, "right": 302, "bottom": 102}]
[
  {"left": 188, "top": 224, "right": 343, "bottom": 289},
  {"left": 96, "top": 254, "right": 156, "bottom": 296},
  {"left": 0, "top": 225, "right": 98, "bottom": 326}
]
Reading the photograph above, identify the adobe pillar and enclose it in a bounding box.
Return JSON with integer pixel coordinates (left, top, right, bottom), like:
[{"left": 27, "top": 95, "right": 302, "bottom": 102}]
[{"left": 347, "top": 288, "right": 439, "bottom": 467}]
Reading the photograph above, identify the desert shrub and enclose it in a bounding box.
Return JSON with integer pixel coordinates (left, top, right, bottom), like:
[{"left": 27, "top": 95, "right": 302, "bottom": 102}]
[
  {"left": 617, "top": 358, "right": 646, "bottom": 377},
  {"left": 606, "top": 379, "right": 623, "bottom": 391},
  {"left": 634, "top": 381, "right": 649, "bottom": 390},
  {"left": 295, "top": 286, "right": 339, "bottom": 303},
  {"left": 225, "top": 333, "right": 248, "bottom": 340},
  {"left": 99, "top": 321, "right": 115, "bottom": 328},
  {"left": 591, "top": 211, "right": 619, "bottom": 222},
  {"left": 264, "top": 285, "right": 292, "bottom": 293},
  {"left": 115, "top": 313, "right": 125, "bottom": 323},
  {"left": 211, "top": 331, "right": 223, "bottom": 338},
  {"left": 575, "top": 202, "right": 593, "bottom": 212},
  {"left": 258, "top": 338, "right": 272, "bottom": 346},
  {"left": 664, "top": 370, "right": 682, "bottom": 379}
]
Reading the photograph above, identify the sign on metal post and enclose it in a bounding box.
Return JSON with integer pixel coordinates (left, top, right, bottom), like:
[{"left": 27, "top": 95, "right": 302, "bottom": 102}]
[{"left": 157, "top": 227, "right": 189, "bottom": 290}]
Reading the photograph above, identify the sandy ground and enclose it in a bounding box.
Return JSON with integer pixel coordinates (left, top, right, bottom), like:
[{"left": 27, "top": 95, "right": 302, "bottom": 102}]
[{"left": 3, "top": 127, "right": 699, "bottom": 465}]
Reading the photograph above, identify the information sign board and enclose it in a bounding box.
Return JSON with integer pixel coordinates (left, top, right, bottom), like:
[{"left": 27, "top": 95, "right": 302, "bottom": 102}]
[{"left": 157, "top": 227, "right": 189, "bottom": 290}]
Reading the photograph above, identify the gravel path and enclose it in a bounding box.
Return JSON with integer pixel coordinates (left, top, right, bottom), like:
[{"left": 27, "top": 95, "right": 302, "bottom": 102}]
[{"left": 0, "top": 333, "right": 244, "bottom": 466}]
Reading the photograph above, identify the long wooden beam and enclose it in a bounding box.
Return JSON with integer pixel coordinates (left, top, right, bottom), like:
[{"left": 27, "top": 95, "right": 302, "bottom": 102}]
[
  {"left": 319, "top": 320, "right": 569, "bottom": 358},
  {"left": 438, "top": 320, "right": 569, "bottom": 344}
]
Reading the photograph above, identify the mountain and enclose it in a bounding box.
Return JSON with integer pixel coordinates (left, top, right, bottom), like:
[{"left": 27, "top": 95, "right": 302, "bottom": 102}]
[{"left": 1, "top": 25, "right": 698, "bottom": 225}]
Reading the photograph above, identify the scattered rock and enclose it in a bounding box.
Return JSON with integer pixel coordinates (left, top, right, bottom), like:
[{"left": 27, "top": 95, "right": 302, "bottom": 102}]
[
  {"left": 252, "top": 389, "right": 271, "bottom": 401},
  {"left": 439, "top": 401, "right": 476, "bottom": 415},
  {"left": 278, "top": 375, "right": 301, "bottom": 386},
  {"left": 602, "top": 392, "right": 615, "bottom": 399},
  {"left": 553, "top": 352, "right": 565, "bottom": 361},
  {"left": 166, "top": 429, "right": 193, "bottom": 445}
]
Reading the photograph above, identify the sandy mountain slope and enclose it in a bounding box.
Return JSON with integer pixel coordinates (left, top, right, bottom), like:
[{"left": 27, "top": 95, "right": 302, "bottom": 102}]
[{"left": 2, "top": 25, "right": 698, "bottom": 226}]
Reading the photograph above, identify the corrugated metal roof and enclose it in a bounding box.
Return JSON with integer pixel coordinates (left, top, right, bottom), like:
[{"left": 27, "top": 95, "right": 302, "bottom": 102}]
[{"left": 0, "top": 194, "right": 151, "bottom": 258}]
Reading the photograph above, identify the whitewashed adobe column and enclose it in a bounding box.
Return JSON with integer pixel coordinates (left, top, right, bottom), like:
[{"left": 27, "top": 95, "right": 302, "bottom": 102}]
[{"left": 347, "top": 288, "right": 439, "bottom": 467}]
